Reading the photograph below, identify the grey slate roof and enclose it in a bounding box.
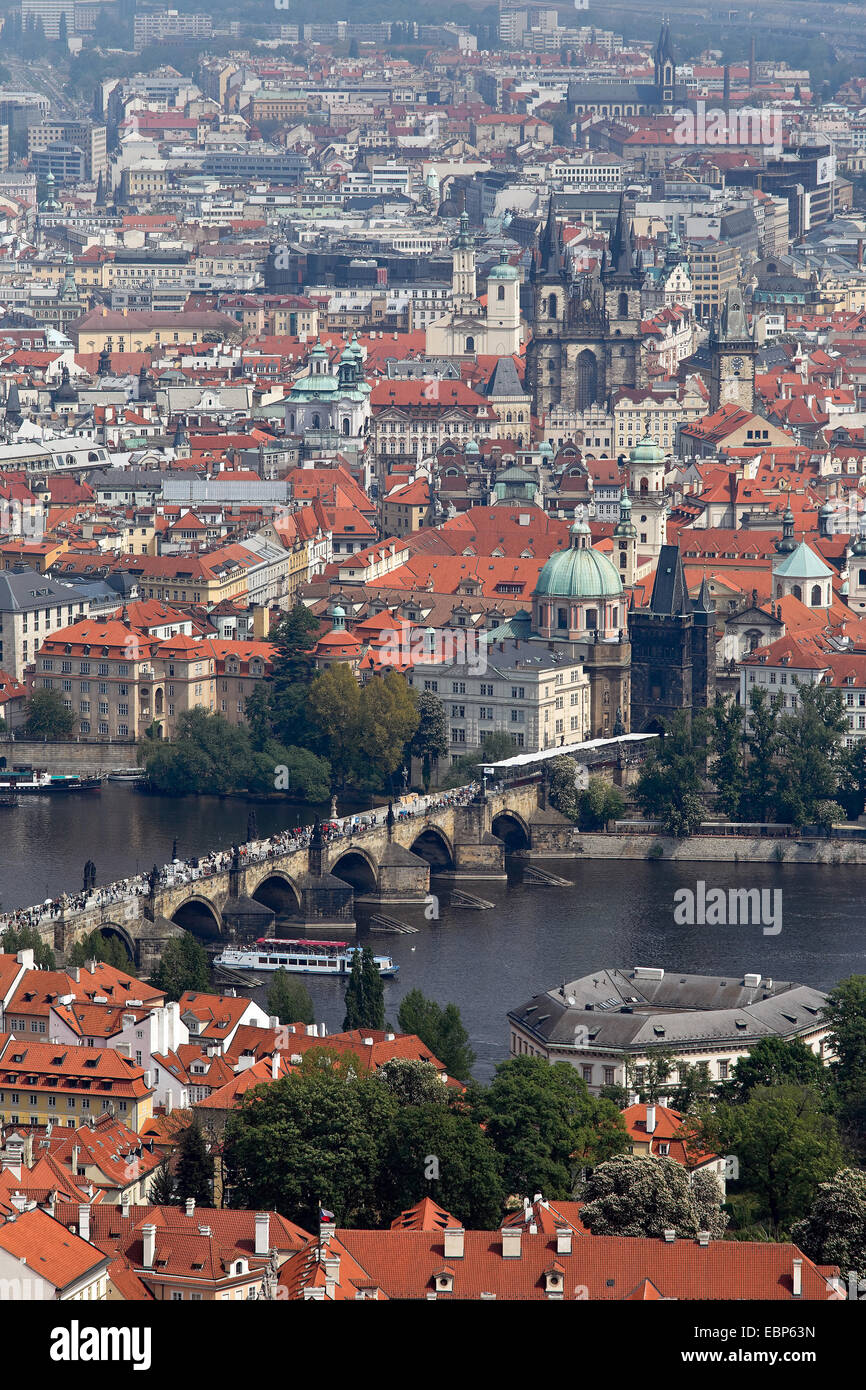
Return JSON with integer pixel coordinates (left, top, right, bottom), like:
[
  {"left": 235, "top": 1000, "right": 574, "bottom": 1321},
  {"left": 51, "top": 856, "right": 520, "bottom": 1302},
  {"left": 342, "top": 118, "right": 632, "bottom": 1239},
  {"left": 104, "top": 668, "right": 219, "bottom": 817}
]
[
  {"left": 0, "top": 567, "right": 77, "bottom": 613},
  {"left": 508, "top": 967, "right": 828, "bottom": 1053}
]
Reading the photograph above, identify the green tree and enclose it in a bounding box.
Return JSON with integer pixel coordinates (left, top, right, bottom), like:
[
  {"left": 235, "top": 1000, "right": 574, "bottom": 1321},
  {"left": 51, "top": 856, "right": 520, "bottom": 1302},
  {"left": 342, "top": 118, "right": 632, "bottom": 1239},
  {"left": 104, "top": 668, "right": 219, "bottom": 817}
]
[
  {"left": 267, "top": 968, "right": 314, "bottom": 1025},
  {"left": 688, "top": 1086, "right": 845, "bottom": 1233},
  {"left": 635, "top": 711, "right": 707, "bottom": 835},
  {"left": 576, "top": 776, "right": 625, "bottom": 830},
  {"left": 150, "top": 933, "right": 210, "bottom": 1001},
  {"left": 397, "top": 989, "right": 476, "bottom": 1080},
  {"left": 580, "top": 1153, "right": 728, "bottom": 1238},
  {"left": 375, "top": 1057, "right": 448, "bottom": 1107},
  {"left": 791, "top": 1168, "right": 866, "bottom": 1281},
  {"left": 24, "top": 688, "right": 76, "bottom": 738},
  {"left": 625, "top": 1049, "right": 677, "bottom": 1103},
  {"left": 356, "top": 669, "right": 419, "bottom": 792},
  {"left": 378, "top": 1100, "right": 505, "bottom": 1228},
  {"left": 248, "top": 740, "right": 330, "bottom": 801},
  {"left": 710, "top": 695, "right": 745, "bottom": 819},
  {"left": 824, "top": 975, "right": 866, "bottom": 1158},
  {"left": 741, "top": 686, "right": 783, "bottom": 821},
  {"left": 223, "top": 1067, "right": 396, "bottom": 1228},
  {"left": 148, "top": 1158, "right": 176, "bottom": 1205},
  {"left": 478, "top": 1055, "right": 628, "bottom": 1198},
  {"left": 774, "top": 681, "right": 847, "bottom": 826},
  {"left": 838, "top": 739, "right": 866, "bottom": 819},
  {"left": 67, "top": 929, "right": 136, "bottom": 973},
  {"left": 173, "top": 1119, "right": 214, "bottom": 1208},
  {"left": 342, "top": 947, "right": 385, "bottom": 1031},
  {"left": 1, "top": 923, "right": 54, "bottom": 969},
  {"left": 409, "top": 691, "right": 448, "bottom": 790},
  {"left": 270, "top": 602, "right": 320, "bottom": 688},
  {"left": 547, "top": 755, "right": 578, "bottom": 819},
  {"left": 307, "top": 663, "right": 361, "bottom": 791},
  {"left": 724, "top": 1036, "right": 827, "bottom": 1103}
]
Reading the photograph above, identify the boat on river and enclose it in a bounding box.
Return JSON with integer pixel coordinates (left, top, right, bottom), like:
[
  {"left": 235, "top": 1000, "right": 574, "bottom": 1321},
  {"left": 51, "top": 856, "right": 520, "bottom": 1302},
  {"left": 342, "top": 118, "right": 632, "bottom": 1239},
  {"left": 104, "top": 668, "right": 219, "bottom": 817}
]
[
  {"left": 0, "top": 769, "right": 101, "bottom": 794},
  {"left": 213, "top": 937, "right": 399, "bottom": 977}
]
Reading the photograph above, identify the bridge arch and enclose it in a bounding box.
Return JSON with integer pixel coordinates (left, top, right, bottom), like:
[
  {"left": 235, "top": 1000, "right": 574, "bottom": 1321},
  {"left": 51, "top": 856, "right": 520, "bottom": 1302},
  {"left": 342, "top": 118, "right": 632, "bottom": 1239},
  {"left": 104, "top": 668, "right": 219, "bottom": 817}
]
[
  {"left": 251, "top": 872, "right": 303, "bottom": 917},
  {"left": 409, "top": 825, "right": 455, "bottom": 872},
  {"left": 492, "top": 809, "right": 531, "bottom": 852},
  {"left": 171, "top": 895, "right": 223, "bottom": 941},
  {"left": 97, "top": 921, "right": 136, "bottom": 961},
  {"left": 329, "top": 848, "right": 378, "bottom": 895}
]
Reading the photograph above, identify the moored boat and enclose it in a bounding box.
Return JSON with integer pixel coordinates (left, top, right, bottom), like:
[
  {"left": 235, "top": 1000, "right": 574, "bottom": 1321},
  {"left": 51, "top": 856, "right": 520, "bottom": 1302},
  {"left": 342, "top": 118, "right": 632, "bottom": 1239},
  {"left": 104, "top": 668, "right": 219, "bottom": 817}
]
[{"left": 213, "top": 937, "right": 399, "bottom": 977}]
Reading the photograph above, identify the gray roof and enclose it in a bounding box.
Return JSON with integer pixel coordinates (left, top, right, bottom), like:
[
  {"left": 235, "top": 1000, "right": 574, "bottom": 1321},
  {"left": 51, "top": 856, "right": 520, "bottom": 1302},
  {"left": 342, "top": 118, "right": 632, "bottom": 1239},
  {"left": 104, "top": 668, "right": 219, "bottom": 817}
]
[
  {"left": 486, "top": 356, "right": 524, "bottom": 400},
  {"left": 509, "top": 967, "right": 827, "bottom": 1053},
  {"left": 0, "top": 567, "right": 79, "bottom": 613}
]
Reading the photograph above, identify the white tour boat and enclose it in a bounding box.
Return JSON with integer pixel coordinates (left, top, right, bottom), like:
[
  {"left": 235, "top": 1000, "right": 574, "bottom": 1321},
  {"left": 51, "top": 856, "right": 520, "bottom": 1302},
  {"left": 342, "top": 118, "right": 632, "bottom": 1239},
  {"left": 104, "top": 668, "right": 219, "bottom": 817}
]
[{"left": 213, "top": 938, "right": 399, "bottom": 977}]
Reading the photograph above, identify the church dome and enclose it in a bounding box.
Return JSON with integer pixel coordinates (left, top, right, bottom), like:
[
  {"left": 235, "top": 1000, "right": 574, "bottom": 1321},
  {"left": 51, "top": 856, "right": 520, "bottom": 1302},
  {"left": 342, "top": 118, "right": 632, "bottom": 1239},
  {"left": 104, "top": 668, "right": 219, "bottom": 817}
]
[
  {"left": 488, "top": 249, "right": 519, "bottom": 281},
  {"left": 629, "top": 435, "right": 665, "bottom": 465},
  {"left": 534, "top": 537, "right": 623, "bottom": 599}
]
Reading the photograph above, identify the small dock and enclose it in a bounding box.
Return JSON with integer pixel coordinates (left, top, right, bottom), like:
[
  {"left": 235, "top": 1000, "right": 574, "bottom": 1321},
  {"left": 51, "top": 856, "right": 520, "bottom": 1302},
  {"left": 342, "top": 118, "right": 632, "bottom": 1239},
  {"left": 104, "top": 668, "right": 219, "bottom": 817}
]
[
  {"left": 522, "top": 865, "right": 574, "bottom": 887},
  {"left": 449, "top": 889, "right": 495, "bottom": 909},
  {"left": 368, "top": 913, "right": 419, "bottom": 934}
]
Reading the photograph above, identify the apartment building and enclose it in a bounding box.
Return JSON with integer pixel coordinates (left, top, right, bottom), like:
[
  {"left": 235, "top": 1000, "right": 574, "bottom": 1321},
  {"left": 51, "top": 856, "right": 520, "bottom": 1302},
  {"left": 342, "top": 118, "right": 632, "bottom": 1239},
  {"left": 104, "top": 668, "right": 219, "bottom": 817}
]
[
  {"left": 0, "top": 1033, "right": 154, "bottom": 1131},
  {"left": 407, "top": 639, "right": 591, "bottom": 757},
  {"left": 27, "top": 122, "right": 107, "bottom": 180},
  {"left": 0, "top": 568, "right": 90, "bottom": 680},
  {"left": 687, "top": 239, "right": 740, "bottom": 321}
]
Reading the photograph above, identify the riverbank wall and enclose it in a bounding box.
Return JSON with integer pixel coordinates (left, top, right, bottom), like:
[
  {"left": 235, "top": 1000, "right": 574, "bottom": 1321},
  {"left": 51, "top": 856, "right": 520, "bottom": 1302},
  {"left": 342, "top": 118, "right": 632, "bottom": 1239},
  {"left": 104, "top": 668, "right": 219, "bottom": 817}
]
[
  {"left": 0, "top": 740, "right": 138, "bottom": 775},
  {"left": 565, "top": 832, "right": 866, "bottom": 865}
]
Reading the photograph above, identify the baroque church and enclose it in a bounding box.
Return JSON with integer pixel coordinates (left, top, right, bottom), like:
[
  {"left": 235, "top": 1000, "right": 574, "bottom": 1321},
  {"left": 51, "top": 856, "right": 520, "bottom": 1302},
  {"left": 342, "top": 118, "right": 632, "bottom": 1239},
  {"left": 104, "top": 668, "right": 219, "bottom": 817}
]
[
  {"left": 426, "top": 213, "right": 523, "bottom": 359},
  {"left": 526, "top": 197, "right": 645, "bottom": 419}
]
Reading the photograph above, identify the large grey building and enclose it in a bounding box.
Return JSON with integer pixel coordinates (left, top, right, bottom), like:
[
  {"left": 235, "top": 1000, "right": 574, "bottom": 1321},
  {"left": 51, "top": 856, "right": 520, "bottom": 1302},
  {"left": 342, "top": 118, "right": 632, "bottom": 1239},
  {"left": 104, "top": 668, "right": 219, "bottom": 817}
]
[{"left": 0, "top": 567, "right": 91, "bottom": 680}]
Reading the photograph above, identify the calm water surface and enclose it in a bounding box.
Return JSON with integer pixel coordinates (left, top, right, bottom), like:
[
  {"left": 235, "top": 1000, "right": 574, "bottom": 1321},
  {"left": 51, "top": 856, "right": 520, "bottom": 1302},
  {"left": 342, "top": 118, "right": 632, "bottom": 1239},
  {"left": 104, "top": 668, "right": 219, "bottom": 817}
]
[{"left": 2, "top": 787, "right": 864, "bottom": 1080}]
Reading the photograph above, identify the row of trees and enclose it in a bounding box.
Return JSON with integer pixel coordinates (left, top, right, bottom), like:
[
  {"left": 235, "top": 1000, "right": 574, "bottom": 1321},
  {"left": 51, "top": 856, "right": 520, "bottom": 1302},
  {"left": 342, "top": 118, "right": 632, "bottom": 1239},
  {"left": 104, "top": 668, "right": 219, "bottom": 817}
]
[
  {"left": 635, "top": 685, "right": 856, "bottom": 834},
  {"left": 221, "top": 1053, "right": 629, "bottom": 1231}
]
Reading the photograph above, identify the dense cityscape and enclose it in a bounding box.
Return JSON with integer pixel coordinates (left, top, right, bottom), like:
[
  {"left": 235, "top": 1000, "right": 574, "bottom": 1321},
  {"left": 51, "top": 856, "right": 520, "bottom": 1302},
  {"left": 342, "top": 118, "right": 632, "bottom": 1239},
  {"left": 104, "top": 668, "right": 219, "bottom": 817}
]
[{"left": 0, "top": 0, "right": 863, "bottom": 1352}]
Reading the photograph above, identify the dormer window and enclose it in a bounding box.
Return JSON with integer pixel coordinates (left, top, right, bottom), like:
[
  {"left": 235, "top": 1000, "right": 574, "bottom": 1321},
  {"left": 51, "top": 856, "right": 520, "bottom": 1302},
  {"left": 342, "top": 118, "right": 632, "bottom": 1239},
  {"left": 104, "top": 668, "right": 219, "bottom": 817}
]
[{"left": 433, "top": 1267, "right": 454, "bottom": 1293}]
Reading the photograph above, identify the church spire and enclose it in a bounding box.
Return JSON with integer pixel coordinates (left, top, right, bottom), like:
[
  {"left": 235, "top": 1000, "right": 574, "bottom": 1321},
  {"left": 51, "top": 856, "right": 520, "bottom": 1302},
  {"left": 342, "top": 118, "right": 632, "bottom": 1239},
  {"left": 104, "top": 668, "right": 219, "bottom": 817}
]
[
  {"left": 536, "top": 198, "right": 562, "bottom": 279},
  {"left": 606, "top": 196, "right": 635, "bottom": 278}
]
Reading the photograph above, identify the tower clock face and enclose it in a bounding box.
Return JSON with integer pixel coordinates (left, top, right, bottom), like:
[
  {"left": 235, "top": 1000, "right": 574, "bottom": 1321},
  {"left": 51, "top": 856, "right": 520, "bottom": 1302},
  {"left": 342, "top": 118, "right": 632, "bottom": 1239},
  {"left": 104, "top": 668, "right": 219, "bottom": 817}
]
[{"left": 731, "top": 356, "right": 744, "bottom": 373}]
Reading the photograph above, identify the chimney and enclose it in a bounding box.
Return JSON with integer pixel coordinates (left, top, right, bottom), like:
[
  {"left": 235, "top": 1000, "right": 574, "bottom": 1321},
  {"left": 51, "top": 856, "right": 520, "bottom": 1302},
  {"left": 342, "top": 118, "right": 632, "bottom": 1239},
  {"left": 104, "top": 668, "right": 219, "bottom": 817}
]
[
  {"left": 697, "top": 1231, "right": 711, "bottom": 1247},
  {"left": 271, "top": 1051, "right": 280, "bottom": 1081},
  {"left": 79, "top": 1203, "right": 91, "bottom": 1243},
  {"left": 10, "top": 1190, "right": 27, "bottom": 1213},
  {"left": 71, "top": 966, "right": 80, "bottom": 984},
  {"left": 142, "top": 1223, "right": 156, "bottom": 1269},
  {"left": 323, "top": 1250, "right": 340, "bottom": 1294},
  {"left": 443, "top": 1227, "right": 465, "bottom": 1260},
  {"left": 185, "top": 1197, "right": 195, "bottom": 1217},
  {"left": 255, "top": 1211, "right": 270, "bottom": 1256},
  {"left": 501, "top": 1226, "right": 522, "bottom": 1259},
  {"left": 646, "top": 1104, "right": 657, "bottom": 1135},
  {"left": 166, "top": 1090, "right": 173, "bottom": 1115},
  {"left": 320, "top": 1214, "right": 336, "bottom": 1242},
  {"left": 792, "top": 1258, "right": 803, "bottom": 1297},
  {"left": 555, "top": 1226, "right": 572, "bottom": 1255},
  {"left": 663, "top": 1229, "right": 676, "bottom": 1243},
  {"left": 71, "top": 1145, "right": 80, "bottom": 1175},
  {"left": 121, "top": 1196, "right": 130, "bottom": 1218},
  {"left": 198, "top": 1225, "right": 212, "bottom": 1237}
]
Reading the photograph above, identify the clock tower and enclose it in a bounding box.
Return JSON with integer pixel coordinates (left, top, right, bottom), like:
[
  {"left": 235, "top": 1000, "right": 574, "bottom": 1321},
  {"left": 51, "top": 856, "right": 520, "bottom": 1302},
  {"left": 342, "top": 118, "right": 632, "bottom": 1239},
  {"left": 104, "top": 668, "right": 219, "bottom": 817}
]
[{"left": 709, "top": 287, "right": 757, "bottom": 413}]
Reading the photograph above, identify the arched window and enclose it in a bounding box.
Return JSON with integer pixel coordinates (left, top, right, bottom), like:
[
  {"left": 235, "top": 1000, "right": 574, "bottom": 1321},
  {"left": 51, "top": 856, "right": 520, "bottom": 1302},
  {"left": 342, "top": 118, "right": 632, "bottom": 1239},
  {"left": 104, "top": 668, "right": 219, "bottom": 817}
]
[
  {"left": 312, "top": 413, "right": 320, "bottom": 429},
  {"left": 860, "top": 569, "right": 866, "bottom": 586},
  {"left": 465, "top": 336, "right": 475, "bottom": 352},
  {"left": 557, "top": 606, "right": 569, "bottom": 630},
  {"left": 586, "top": 607, "right": 598, "bottom": 631},
  {"left": 618, "top": 291, "right": 629, "bottom": 318},
  {"left": 506, "top": 411, "right": 512, "bottom": 423},
  {"left": 640, "top": 477, "right": 649, "bottom": 495},
  {"left": 342, "top": 417, "right": 350, "bottom": 436},
  {"left": 548, "top": 294, "right": 557, "bottom": 318},
  {"left": 289, "top": 413, "right": 296, "bottom": 431},
  {"left": 811, "top": 584, "right": 822, "bottom": 606},
  {"left": 497, "top": 285, "right": 505, "bottom": 301},
  {"left": 620, "top": 551, "right": 627, "bottom": 568},
  {"left": 792, "top": 584, "right": 802, "bottom": 601}
]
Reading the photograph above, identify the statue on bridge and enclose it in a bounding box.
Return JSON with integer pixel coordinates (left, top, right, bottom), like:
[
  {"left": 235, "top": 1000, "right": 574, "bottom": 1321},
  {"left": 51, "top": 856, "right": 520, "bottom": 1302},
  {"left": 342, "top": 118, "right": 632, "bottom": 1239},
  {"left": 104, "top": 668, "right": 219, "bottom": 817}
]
[
  {"left": 247, "top": 811, "right": 257, "bottom": 844},
  {"left": 148, "top": 864, "right": 160, "bottom": 894},
  {"left": 83, "top": 860, "right": 96, "bottom": 893}
]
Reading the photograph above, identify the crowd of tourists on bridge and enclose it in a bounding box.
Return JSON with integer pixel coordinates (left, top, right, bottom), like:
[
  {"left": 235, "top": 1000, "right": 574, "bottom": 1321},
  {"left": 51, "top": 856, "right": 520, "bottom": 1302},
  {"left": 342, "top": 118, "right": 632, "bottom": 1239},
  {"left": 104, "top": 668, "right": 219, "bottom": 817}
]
[{"left": 0, "top": 783, "right": 483, "bottom": 930}]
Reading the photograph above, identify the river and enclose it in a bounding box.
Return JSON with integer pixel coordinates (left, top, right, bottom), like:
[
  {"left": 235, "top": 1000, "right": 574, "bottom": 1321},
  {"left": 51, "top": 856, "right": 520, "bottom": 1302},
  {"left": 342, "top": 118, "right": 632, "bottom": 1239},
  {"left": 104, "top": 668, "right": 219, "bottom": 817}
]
[{"left": 1, "top": 786, "right": 864, "bottom": 1080}]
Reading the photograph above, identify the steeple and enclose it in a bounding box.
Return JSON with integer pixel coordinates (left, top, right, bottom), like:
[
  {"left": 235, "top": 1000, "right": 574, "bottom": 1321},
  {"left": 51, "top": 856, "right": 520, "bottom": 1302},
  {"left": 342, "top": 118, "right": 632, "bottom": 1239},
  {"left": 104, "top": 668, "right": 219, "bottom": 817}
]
[
  {"left": 614, "top": 486, "right": 636, "bottom": 537},
  {"left": 712, "top": 286, "right": 753, "bottom": 344},
  {"left": 605, "top": 196, "right": 636, "bottom": 279},
  {"left": 536, "top": 198, "right": 562, "bottom": 280},
  {"left": 775, "top": 505, "right": 797, "bottom": 554}
]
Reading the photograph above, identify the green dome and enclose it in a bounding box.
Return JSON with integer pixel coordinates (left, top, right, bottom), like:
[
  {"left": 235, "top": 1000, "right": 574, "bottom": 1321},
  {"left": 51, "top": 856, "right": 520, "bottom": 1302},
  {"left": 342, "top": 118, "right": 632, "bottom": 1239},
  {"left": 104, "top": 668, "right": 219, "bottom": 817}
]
[
  {"left": 535, "top": 542, "right": 623, "bottom": 599},
  {"left": 488, "top": 249, "right": 519, "bottom": 281},
  {"left": 629, "top": 435, "right": 665, "bottom": 464}
]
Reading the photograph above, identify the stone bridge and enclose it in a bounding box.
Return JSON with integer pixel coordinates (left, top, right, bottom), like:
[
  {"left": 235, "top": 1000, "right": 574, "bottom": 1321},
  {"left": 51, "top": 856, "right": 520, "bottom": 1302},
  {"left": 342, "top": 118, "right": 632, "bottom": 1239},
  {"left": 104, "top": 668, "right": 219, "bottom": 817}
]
[{"left": 37, "top": 783, "right": 574, "bottom": 972}]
